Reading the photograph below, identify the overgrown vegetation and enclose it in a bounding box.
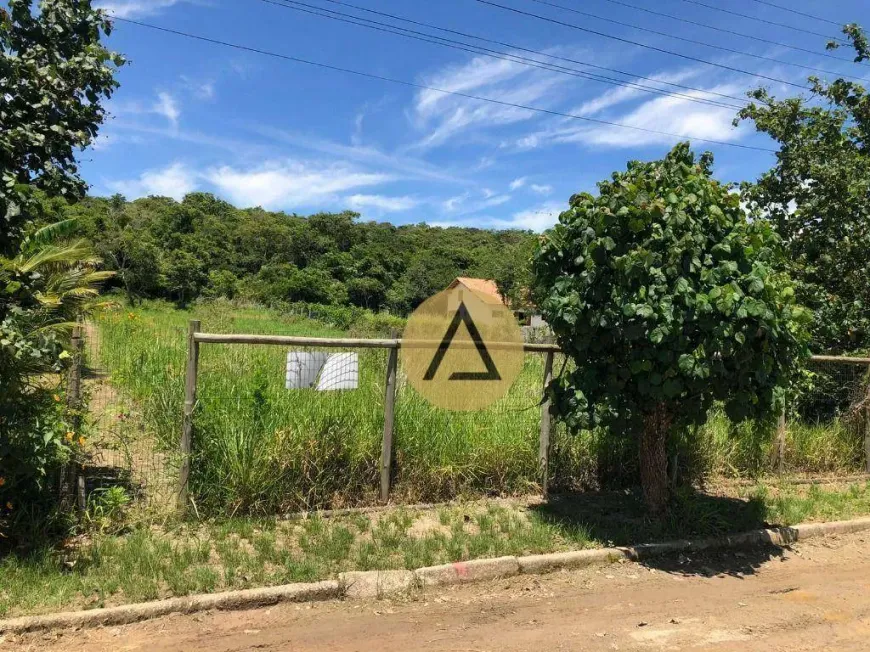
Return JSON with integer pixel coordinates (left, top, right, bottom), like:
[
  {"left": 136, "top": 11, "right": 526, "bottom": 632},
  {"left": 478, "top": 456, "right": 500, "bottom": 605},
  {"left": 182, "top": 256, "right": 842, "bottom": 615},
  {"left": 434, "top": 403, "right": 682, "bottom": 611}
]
[
  {"left": 4, "top": 480, "right": 870, "bottom": 618},
  {"left": 0, "top": 0, "right": 123, "bottom": 544},
  {"left": 88, "top": 301, "right": 862, "bottom": 517}
]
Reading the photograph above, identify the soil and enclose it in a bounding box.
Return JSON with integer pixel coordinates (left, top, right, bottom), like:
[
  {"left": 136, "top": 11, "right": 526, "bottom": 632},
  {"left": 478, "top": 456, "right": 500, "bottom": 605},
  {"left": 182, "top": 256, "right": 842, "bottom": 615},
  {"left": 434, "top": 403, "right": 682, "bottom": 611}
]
[{"left": 6, "top": 530, "right": 870, "bottom": 651}]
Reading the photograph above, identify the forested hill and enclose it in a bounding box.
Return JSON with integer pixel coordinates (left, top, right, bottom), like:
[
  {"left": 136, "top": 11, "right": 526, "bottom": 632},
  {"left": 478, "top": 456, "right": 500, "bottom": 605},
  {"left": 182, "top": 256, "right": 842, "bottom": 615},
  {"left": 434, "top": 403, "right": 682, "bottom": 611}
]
[{"left": 48, "top": 192, "right": 539, "bottom": 314}]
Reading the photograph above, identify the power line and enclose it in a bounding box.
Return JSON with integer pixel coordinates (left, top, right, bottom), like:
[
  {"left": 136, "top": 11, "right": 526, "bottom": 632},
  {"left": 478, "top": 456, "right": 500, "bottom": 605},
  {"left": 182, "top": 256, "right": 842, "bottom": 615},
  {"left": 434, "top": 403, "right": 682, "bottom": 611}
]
[
  {"left": 256, "top": 0, "right": 743, "bottom": 111},
  {"left": 744, "top": 0, "right": 842, "bottom": 27},
  {"left": 475, "top": 0, "right": 808, "bottom": 89},
  {"left": 673, "top": 0, "right": 848, "bottom": 44},
  {"left": 524, "top": 0, "right": 862, "bottom": 80},
  {"left": 567, "top": 0, "right": 858, "bottom": 65},
  {"left": 111, "top": 17, "right": 777, "bottom": 153},
  {"left": 302, "top": 0, "right": 750, "bottom": 104}
]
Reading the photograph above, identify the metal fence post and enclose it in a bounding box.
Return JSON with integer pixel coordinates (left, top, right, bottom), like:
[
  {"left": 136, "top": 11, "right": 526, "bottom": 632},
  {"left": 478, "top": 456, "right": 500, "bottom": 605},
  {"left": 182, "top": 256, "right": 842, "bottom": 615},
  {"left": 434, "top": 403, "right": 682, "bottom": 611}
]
[
  {"left": 380, "top": 330, "right": 399, "bottom": 503},
  {"left": 539, "top": 349, "right": 555, "bottom": 498},
  {"left": 178, "top": 320, "right": 201, "bottom": 511}
]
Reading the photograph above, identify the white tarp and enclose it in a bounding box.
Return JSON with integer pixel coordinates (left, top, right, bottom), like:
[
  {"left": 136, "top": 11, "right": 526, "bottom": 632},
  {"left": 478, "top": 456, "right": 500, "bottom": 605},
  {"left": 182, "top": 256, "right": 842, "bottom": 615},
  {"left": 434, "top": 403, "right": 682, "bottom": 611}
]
[
  {"left": 286, "top": 351, "right": 329, "bottom": 389},
  {"left": 316, "top": 352, "right": 359, "bottom": 391},
  {"left": 285, "top": 351, "right": 359, "bottom": 390}
]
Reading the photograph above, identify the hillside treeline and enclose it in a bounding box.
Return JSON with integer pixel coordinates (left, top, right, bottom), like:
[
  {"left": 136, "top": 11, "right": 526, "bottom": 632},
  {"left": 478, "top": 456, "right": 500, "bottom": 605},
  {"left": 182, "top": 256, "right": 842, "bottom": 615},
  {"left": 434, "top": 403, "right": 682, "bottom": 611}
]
[{"left": 44, "top": 192, "right": 537, "bottom": 314}]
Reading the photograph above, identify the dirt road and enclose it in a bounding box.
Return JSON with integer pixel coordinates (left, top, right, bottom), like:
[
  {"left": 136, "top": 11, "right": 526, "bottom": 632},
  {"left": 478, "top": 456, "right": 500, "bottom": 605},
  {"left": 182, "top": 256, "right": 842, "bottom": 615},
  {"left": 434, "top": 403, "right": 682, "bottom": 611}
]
[{"left": 7, "top": 531, "right": 870, "bottom": 651}]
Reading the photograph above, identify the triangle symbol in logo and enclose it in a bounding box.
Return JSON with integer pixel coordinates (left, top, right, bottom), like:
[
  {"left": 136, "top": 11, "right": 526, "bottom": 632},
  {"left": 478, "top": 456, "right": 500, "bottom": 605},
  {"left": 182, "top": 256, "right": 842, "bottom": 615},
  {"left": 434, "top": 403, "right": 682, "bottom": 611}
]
[{"left": 423, "top": 301, "right": 501, "bottom": 381}]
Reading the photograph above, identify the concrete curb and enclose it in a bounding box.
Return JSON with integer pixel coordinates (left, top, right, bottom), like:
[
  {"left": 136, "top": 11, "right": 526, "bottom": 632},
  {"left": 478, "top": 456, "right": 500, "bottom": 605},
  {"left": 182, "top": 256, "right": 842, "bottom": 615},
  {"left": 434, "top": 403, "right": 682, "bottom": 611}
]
[
  {"left": 0, "top": 580, "right": 340, "bottom": 635},
  {"left": 4, "top": 516, "right": 870, "bottom": 635}
]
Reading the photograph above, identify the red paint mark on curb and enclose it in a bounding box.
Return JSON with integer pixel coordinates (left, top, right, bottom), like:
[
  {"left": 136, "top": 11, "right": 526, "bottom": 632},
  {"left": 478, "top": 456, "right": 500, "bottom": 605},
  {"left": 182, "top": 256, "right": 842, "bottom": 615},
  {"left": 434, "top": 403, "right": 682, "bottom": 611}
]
[{"left": 452, "top": 562, "right": 469, "bottom": 578}]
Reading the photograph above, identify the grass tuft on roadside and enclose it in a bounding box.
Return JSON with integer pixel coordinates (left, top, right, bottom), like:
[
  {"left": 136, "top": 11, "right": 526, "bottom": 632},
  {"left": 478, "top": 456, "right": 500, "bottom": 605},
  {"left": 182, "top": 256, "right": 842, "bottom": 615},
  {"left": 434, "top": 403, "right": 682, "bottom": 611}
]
[{"left": 3, "top": 481, "right": 870, "bottom": 619}]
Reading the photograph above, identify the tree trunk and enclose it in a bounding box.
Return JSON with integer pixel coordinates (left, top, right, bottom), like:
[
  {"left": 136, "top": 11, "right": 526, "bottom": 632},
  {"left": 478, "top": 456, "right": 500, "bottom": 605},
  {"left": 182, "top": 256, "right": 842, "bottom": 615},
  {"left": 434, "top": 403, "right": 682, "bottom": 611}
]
[{"left": 640, "top": 404, "right": 672, "bottom": 514}]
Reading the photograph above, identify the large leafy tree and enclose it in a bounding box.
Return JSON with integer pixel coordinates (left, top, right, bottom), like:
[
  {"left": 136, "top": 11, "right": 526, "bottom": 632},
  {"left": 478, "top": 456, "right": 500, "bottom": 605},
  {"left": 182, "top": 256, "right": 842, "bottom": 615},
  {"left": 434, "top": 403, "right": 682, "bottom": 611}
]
[
  {"left": 1, "top": 0, "right": 125, "bottom": 256},
  {"left": 533, "top": 144, "right": 810, "bottom": 512},
  {"left": 736, "top": 24, "right": 869, "bottom": 353},
  {"left": 1, "top": 0, "right": 122, "bottom": 540}
]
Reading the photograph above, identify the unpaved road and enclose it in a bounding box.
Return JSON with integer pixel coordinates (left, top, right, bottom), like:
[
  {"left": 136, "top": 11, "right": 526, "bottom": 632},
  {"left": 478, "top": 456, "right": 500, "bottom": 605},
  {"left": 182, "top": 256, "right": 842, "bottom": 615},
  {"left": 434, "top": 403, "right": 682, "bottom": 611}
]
[{"left": 6, "top": 531, "right": 870, "bottom": 651}]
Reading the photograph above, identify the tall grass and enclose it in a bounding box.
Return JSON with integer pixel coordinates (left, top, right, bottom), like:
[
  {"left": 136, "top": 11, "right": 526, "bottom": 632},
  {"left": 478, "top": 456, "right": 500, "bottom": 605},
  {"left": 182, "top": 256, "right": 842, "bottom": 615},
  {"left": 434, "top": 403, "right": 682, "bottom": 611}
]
[{"left": 95, "top": 301, "right": 865, "bottom": 515}]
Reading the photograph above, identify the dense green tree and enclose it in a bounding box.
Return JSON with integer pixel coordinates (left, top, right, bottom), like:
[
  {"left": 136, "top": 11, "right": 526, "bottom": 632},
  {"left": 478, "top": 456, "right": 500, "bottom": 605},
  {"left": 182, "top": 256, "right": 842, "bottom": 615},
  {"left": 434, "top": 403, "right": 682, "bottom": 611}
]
[
  {"left": 1, "top": 0, "right": 123, "bottom": 541},
  {"left": 533, "top": 144, "right": 810, "bottom": 512},
  {"left": 346, "top": 276, "right": 387, "bottom": 310},
  {"left": 0, "top": 0, "right": 124, "bottom": 255},
  {"left": 160, "top": 249, "right": 207, "bottom": 306},
  {"left": 66, "top": 193, "right": 539, "bottom": 315},
  {"left": 736, "top": 24, "right": 869, "bottom": 353}
]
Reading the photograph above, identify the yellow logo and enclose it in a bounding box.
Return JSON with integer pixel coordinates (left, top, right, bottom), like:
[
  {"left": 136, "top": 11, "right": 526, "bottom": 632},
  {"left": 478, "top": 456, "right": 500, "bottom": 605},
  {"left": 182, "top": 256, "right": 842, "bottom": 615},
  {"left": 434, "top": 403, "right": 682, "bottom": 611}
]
[{"left": 402, "top": 286, "right": 525, "bottom": 410}]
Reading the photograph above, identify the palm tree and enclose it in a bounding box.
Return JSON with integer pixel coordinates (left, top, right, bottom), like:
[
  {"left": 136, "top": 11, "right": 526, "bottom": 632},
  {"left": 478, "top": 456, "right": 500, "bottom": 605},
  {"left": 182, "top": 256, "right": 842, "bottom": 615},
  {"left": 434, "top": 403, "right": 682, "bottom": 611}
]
[{"left": 1, "top": 218, "right": 114, "bottom": 376}]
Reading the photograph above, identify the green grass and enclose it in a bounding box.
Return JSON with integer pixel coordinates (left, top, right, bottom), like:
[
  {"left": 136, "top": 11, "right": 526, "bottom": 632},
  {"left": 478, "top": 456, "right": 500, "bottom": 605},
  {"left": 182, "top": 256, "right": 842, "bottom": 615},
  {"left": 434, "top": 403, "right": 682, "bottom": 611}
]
[
  {"left": 94, "top": 301, "right": 591, "bottom": 513},
  {"left": 91, "top": 301, "right": 865, "bottom": 515},
  {"left": 4, "top": 481, "right": 870, "bottom": 618}
]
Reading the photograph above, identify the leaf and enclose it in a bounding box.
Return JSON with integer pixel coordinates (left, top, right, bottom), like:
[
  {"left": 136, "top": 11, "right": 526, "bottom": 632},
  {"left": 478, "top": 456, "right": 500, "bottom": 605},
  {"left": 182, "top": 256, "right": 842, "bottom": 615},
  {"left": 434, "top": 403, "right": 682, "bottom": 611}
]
[{"left": 678, "top": 354, "right": 694, "bottom": 373}]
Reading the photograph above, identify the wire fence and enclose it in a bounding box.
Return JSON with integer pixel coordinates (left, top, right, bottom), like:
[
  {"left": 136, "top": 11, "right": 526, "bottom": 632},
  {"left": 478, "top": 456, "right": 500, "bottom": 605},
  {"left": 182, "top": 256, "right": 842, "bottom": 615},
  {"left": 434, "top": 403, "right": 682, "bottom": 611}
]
[
  {"left": 68, "top": 321, "right": 870, "bottom": 517},
  {"left": 63, "top": 323, "right": 179, "bottom": 511}
]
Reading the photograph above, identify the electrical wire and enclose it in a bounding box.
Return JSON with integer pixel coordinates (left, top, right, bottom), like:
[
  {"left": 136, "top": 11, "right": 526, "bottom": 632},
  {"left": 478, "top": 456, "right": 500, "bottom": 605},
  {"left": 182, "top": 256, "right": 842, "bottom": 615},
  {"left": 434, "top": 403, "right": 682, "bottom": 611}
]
[
  {"left": 257, "top": 0, "right": 744, "bottom": 111},
  {"left": 588, "top": 0, "right": 855, "bottom": 64},
  {"left": 526, "top": 0, "right": 863, "bottom": 78},
  {"left": 296, "top": 0, "right": 751, "bottom": 105},
  {"left": 110, "top": 17, "right": 778, "bottom": 153},
  {"left": 474, "top": 0, "right": 809, "bottom": 89},
  {"left": 744, "top": 0, "right": 843, "bottom": 28},
  {"left": 673, "top": 0, "right": 847, "bottom": 44}
]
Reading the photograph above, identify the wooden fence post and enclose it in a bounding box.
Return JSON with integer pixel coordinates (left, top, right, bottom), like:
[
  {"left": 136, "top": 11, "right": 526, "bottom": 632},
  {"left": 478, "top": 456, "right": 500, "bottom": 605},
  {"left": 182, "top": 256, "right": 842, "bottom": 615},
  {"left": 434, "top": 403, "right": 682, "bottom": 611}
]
[
  {"left": 178, "top": 320, "right": 201, "bottom": 511},
  {"left": 61, "top": 325, "right": 85, "bottom": 510},
  {"left": 380, "top": 330, "right": 399, "bottom": 503},
  {"left": 777, "top": 407, "right": 787, "bottom": 475},
  {"left": 539, "top": 349, "right": 555, "bottom": 498},
  {"left": 865, "top": 364, "right": 870, "bottom": 474}
]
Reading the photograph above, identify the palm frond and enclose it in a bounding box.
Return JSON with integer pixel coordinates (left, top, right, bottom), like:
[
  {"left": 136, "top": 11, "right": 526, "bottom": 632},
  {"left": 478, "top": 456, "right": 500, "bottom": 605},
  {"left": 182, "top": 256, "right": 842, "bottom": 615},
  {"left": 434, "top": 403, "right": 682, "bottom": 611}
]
[
  {"left": 16, "top": 240, "right": 101, "bottom": 274},
  {"left": 19, "top": 218, "right": 80, "bottom": 254}
]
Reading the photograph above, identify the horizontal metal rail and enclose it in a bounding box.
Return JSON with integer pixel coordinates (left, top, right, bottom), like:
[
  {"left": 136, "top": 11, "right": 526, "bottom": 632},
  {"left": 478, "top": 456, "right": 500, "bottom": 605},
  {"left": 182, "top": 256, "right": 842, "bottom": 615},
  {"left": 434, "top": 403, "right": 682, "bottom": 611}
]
[{"left": 193, "top": 333, "right": 870, "bottom": 363}]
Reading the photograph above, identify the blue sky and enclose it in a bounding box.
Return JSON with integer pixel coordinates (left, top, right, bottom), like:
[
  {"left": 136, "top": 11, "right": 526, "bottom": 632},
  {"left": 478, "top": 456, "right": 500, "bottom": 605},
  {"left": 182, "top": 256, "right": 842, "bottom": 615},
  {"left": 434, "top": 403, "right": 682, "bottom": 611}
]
[{"left": 84, "top": 0, "right": 870, "bottom": 230}]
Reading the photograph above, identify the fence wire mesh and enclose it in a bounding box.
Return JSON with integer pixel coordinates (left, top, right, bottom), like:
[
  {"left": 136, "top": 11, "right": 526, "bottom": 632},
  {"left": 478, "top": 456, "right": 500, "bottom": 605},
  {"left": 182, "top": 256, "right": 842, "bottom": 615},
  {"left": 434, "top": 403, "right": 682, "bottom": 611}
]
[
  {"left": 782, "top": 358, "right": 870, "bottom": 473},
  {"left": 78, "top": 322, "right": 179, "bottom": 510},
  {"left": 74, "top": 313, "right": 870, "bottom": 516},
  {"left": 192, "top": 342, "right": 387, "bottom": 514}
]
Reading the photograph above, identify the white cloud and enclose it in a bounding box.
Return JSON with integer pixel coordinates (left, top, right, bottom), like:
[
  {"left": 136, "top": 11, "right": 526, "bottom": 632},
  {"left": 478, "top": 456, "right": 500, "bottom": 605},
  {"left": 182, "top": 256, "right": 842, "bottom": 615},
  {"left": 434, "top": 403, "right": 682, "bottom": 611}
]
[
  {"left": 530, "top": 183, "right": 553, "bottom": 195},
  {"left": 509, "top": 177, "right": 527, "bottom": 191},
  {"left": 256, "top": 126, "right": 465, "bottom": 185},
  {"left": 106, "top": 162, "right": 197, "bottom": 200},
  {"left": 180, "top": 76, "right": 215, "bottom": 100},
  {"left": 345, "top": 194, "right": 419, "bottom": 212},
  {"left": 96, "top": 0, "right": 186, "bottom": 18},
  {"left": 410, "top": 52, "right": 571, "bottom": 149},
  {"left": 491, "top": 202, "right": 563, "bottom": 232},
  {"left": 574, "top": 66, "right": 709, "bottom": 117},
  {"left": 516, "top": 82, "right": 749, "bottom": 151},
  {"left": 204, "top": 160, "right": 392, "bottom": 209},
  {"left": 433, "top": 201, "right": 564, "bottom": 232},
  {"left": 153, "top": 92, "right": 180, "bottom": 127},
  {"left": 442, "top": 192, "right": 510, "bottom": 215},
  {"left": 442, "top": 193, "right": 470, "bottom": 212}
]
